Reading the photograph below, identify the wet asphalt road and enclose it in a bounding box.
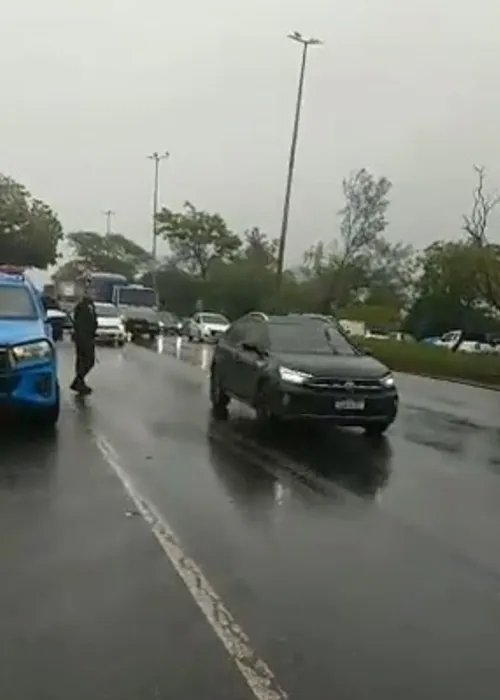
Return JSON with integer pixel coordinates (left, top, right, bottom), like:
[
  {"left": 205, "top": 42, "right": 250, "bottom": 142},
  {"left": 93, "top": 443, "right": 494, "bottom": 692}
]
[{"left": 2, "top": 337, "right": 500, "bottom": 699}]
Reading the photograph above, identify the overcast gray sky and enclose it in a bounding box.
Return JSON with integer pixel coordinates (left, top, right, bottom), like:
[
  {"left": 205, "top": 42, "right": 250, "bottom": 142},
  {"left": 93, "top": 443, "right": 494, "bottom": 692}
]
[{"left": 3, "top": 0, "right": 500, "bottom": 277}]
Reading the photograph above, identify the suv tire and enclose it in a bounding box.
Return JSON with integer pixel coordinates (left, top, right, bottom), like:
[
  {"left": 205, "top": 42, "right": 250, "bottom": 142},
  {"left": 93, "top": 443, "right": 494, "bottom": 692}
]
[{"left": 210, "top": 370, "right": 229, "bottom": 419}]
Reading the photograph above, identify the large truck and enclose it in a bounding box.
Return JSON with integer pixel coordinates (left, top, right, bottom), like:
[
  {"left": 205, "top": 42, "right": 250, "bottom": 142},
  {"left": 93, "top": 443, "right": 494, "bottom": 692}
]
[{"left": 112, "top": 283, "right": 163, "bottom": 340}]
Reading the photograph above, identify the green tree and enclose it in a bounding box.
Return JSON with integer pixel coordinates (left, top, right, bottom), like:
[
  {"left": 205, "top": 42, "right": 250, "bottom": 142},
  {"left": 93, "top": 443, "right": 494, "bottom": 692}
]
[
  {"left": 240, "top": 227, "right": 278, "bottom": 270},
  {"left": 403, "top": 241, "right": 497, "bottom": 338},
  {"left": 156, "top": 201, "right": 241, "bottom": 279},
  {"left": 0, "top": 175, "right": 63, "bottom": 268},
  {"left": 361, "top": 239, "right": 416, "bottom": 309},
  {"left": 305, "top": 169, "right": 392, "bottom": 311},
  {"left": 65, "top": 231, "right": 152, "bottom": 279}
]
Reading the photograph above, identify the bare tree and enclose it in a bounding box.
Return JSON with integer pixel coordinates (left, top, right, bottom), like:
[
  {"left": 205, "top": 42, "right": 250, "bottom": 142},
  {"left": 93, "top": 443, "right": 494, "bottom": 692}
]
[
  {"left": 462, "top": 165, "right": 500, "bottom": 310},
  {"left": 462, "top": 165, "right": 500, "bottom": 246}
]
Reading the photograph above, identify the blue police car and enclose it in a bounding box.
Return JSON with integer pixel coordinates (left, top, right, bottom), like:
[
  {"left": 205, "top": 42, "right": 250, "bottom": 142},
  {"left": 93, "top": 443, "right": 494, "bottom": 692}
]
[{"left": 0, "top": 266, "right": 60, "bottom": 425}]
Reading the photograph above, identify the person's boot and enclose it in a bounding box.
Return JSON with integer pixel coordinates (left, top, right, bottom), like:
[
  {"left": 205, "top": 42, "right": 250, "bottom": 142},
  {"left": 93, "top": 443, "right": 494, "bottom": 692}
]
[{"left": 70, "top": 377, "right": 82, "bottom": 392}]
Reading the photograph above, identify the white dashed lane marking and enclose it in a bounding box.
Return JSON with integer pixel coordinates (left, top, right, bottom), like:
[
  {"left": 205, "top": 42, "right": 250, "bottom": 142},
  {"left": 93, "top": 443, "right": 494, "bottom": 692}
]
[{"left": 94, "top": 433, "right": 288, "bottom": 700}]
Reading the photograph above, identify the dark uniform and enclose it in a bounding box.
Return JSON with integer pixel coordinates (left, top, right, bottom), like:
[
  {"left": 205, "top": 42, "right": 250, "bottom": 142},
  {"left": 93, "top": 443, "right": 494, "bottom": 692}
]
[{"left": 70, "top": 294, "right": 98, "bottom": 394}]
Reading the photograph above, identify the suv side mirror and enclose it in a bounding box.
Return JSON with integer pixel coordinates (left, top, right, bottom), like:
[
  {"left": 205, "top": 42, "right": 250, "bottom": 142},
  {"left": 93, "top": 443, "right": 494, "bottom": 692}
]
[{"left": 362, "top": 346, "right": 373, "bottom": 356}]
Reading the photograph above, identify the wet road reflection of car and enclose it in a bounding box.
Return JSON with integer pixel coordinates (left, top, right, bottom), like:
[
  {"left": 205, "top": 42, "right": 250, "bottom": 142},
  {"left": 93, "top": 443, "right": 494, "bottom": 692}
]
[{"left": 209, "top": 414, "right": 392, "bottom": 500}]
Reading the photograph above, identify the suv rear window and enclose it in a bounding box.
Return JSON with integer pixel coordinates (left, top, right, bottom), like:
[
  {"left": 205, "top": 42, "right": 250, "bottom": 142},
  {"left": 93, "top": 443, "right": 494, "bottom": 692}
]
[
  {"left": 0, "top": 286, "right": 37, "bottom": 319},
  {"left": 269, "top": 320, "right": 358, "bottom": 356}
]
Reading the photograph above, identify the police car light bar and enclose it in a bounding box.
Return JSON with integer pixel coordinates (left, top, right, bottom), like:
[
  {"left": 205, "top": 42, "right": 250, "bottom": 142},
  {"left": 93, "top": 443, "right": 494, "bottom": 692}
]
[
  {"left": 0, "top": 265, "right": 25, "bottom": 275},
  {"left": 0, "top": 265, "right": 26, "bottom": 281}
]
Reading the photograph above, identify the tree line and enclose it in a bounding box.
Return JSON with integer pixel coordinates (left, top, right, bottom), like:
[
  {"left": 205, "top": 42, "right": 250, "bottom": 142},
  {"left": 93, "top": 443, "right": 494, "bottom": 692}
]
[{"left": 1, "top": 166, "right": 500, "bottom": 338}]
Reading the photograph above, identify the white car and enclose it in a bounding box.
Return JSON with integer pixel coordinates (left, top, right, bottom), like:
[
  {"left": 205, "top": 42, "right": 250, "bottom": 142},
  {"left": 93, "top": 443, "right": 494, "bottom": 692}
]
[
  {"left": 433, "top": 329, "right": 499, "bottom": 354},
  {"left": 186, "top": 312, "right": 230, "bottom": 343},
  {"left": 94, "top": 302, "right": 127, "bottom": 347}
]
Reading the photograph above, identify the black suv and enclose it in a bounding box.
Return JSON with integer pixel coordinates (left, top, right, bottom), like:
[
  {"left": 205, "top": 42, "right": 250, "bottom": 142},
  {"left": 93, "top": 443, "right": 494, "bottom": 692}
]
[{"left": 210, "top": 312, "right": 398, "bottom": 435}]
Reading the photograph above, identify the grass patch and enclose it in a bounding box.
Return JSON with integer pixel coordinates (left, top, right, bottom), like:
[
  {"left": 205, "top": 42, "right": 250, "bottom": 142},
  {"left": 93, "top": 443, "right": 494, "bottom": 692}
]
[{"left": 363, "top": 338, "right": 500, "bottom": 386}]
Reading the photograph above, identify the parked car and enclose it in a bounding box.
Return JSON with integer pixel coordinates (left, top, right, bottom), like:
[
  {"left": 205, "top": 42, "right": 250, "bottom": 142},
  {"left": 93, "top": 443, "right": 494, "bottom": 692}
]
[
  {"left": 432, "top": 329, "right": 500, "bottom": 354},
  {"left": 93, "top": 302, "right": 126, "bottom": 347},
  {"left": 210, "top": 312, "right": 398, "bottom": 435},
  {"left": 41, "top": 294, "right": 69, "bottom": 342},
  {"left": 186, "top": 312, "right": 230, "bottom": 343},
  {"left": 71, "top": 303, "right": 126, "bottom": 347}
]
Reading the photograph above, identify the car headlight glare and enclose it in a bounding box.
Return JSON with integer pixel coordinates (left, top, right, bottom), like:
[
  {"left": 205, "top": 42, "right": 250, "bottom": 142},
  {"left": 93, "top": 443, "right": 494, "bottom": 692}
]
[
  {"left": 278, "top": 366, "right": 313, "bottom": 384},
  {"left": 12, "top": 340, "right": 52, "bottom": 364},
  {"left": 380, "top": 373, "right": 395, "bottom": 388}
]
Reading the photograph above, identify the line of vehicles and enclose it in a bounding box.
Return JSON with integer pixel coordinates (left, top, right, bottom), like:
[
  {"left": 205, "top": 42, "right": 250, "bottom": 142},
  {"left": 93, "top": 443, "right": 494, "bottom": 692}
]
[
  {"left": 8, "top": 264, "right": 496, "bottom": 435},
  {"left": 0, "top": 264, "right": 399, "bottom": 434},
  {"left": 44, "top": 272, "right": 165, "bottom": 345}
]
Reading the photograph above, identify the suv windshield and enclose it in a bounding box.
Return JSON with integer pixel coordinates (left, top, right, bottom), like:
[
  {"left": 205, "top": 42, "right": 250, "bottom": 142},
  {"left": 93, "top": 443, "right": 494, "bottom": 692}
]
[
  {"left": 201, "top": 313, "right": 228, "bottom": 325},
  {"left": 118, "top": 288, "right": 156, "bottom": 307},
  {"left": 95, "top": 304, "right": 119, "bottom": 317},
  {"left": 0, "top": 286, "right": 37, "bottom": 319},
  {"left": 269, "top": 321, "right": 358, "bottom": 356}
]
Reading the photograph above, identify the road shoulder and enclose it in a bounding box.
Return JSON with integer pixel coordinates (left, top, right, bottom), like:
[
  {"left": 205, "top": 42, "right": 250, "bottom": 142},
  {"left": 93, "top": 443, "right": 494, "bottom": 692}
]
[{"left": 0, "top": 403, "right": 253, "bottom": 700}]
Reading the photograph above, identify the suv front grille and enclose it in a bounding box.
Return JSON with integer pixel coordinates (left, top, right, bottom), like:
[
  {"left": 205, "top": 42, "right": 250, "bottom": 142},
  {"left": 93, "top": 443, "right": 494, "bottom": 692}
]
[{"left": 306, "top": 377, "right": 383, "bottom": 394}]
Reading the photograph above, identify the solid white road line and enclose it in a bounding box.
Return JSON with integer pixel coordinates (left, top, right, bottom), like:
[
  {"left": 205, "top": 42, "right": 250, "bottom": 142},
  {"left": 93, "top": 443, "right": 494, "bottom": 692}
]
[{"left": 94, "top": 433, "right": 288, "bottom": 700}]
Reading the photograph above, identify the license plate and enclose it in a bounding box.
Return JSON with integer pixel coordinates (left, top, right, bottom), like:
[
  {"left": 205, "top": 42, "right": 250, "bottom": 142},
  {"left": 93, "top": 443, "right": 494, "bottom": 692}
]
[{"left": 335, "top": 399, "right": 365, "bottom": 411}]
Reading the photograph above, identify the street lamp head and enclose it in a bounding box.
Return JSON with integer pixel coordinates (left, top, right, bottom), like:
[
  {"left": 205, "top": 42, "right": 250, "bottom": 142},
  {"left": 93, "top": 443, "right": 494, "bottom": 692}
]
[
  {"left": 147, "top": 151, "right": 170, "bottom": 161},
  {"left": 287, "top": 31, "right": 323, "bottom": 46}
]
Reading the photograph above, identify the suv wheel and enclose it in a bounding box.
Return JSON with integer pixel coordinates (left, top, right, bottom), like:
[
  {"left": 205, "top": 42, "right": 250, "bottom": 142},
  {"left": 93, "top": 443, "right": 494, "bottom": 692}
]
[
  {"left": 255, "top": 385, "right": 279, "bottom": 425},
  {"left": 210, "top": 371, "right": 230, "bottom": 418}
]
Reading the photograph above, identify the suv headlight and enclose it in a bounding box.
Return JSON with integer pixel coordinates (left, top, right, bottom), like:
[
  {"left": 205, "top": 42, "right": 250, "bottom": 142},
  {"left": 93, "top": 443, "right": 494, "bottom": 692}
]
[
  {"left": 12, "top": 340, "right": 52, "bottom": 364},
  {"left": 278, "top": 366, "right": 313, "bottom": 384},
  {"left": 380, "top": 373, "right": 395, "bottom": 389}
]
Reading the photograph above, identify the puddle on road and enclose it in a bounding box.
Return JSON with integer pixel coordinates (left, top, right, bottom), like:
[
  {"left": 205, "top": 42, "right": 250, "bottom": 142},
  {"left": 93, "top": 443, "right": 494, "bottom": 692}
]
[{"left": 399, "top": 405, "right": 500, "bottom": 477}]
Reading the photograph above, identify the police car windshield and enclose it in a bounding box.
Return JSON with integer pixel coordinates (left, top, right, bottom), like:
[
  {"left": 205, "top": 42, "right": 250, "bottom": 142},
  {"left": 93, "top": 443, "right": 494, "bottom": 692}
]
[
  {"left": 269, "top": 321, "right": 358, "bottom": 356},
  {"left": 0, "top": 286, "right": 37, "bottom": 319}
]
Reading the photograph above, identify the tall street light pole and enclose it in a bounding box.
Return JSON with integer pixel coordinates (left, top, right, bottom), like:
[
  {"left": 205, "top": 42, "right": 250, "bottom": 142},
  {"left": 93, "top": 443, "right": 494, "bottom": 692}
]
[
  {"left": 147, "top": 151, "right": 169, "bottom": 292},
  {"left": 103, "top": 209, "right": 115, "bottom": 235},
  {"left": 276, "top": 31, "right": 323, "bottom": 290}
]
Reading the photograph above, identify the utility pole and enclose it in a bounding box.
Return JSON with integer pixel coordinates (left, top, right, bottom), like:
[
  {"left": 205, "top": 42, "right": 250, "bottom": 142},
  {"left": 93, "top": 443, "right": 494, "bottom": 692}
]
[
  {"left": 147, "top": 151, "right": 169, "bottom": 294},
  {"left": 103, "top": 209, "right": 115, "bottom": 235},
  {"left": 276, "top": 31, "right": 323, "bottom": 290}
]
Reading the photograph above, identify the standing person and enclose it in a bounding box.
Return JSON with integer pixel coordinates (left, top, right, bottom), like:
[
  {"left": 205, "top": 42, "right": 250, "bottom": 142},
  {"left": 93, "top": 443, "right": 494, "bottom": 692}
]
[{"left": 70, "top": 280, "right": 98, "bottom": 395}]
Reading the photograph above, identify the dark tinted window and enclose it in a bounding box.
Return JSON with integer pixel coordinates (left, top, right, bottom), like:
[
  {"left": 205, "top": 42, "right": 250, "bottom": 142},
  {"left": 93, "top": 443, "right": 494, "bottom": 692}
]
[
  {"left": 117, "top": 287, "right": 156, "bottom": 307},
  {"left": 242, "top": 318, "right": 269, "bottom": 348},
  {"left": 0, "top": 286, "right": 37, "bottom": 319},
  {"left": 269, "top": 320, "right": 357, "bottom": 356}
]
